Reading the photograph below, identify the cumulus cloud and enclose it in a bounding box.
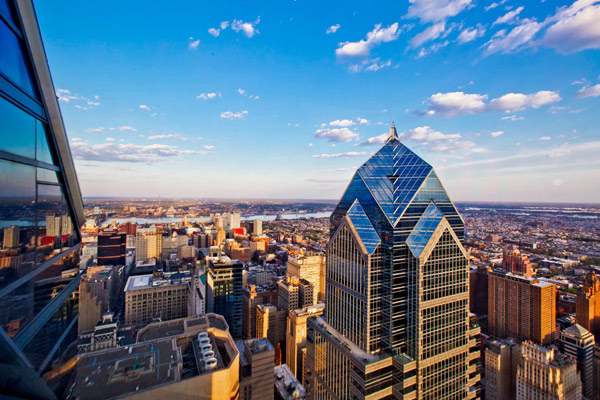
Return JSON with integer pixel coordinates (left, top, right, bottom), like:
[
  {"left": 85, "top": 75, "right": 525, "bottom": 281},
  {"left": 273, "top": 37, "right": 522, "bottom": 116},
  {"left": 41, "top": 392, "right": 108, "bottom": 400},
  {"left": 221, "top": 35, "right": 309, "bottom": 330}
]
[
  {"left": 335, "top": 23, "right": 400, "bottom": 58},
  {"left": 208, "top": 28, "right": 220, "bottom": 37},
  {"left": 119, "top": 125, "right": 137, "bottom": 132},
  {"left": 220, "top": 21, "right": 229, "bottom": 30},
  {"left": 197, "top": 92, "right": 220, "bottom": 100},
  {"left": 106, "top": 137, "right": 115, "bottom": 142},
  {"left": 221, "top": 110, "right": 248, "bottom": 119},
  {"left": 401, "top": 126, "right": 462, "bottom": 141},
  {"left": 422, "top": 90, "right": 561, "bottom": 117},
  {"left": 70, "top": 141, "right": 211, "bottom": 163},
  {"left": 575, "top": 83, "right": 600, "bottom": 98},
  {"left": 411, "top": 22, "right": 446, "bottom": 47},
  {"left": 405, "top": 0, "right": 473, "bottom": 23},
  {"left": 85, "top": 127, "right": 105, "bottom": 133},
  {"left": 231, "top": 17, "right": 260, "bottom": 38},
  {"left": 493, "top": 6, "right": 525, "bottom": 26},
  {"left": 189, "top": 37, "right": 200, "bottom": 49},
  {"left": 203, "top": 145, "right": 215, "bottom": 149},
  {"left": 147, "top": 134, "right": 201, "bottom": 141},
  {"left": 360, "top": 133, "right": 388, "bottom": 146},
  {"left": 484, "top": 19, "right": 543, "bottom": 54},
  {"left": 312, "top": 151, "right": 366, "bottom": 158},
  {"left": 314, "top": 127, "right": 358, "bottom": 142},
  {"left": 490, "top": 131, "right": 504, "bottom": 137},
  {"left": 139, "top": 105, "right": 151, "bottom": 111},
  {"left": 56, "top": 89, "right": 100, "bottom": 109},
  {"left": 457, "top": 26, "right": 485, "bottom": 43},
  {"left": 325, "top": 118, "right": 369, "bottom": 127},
  {"left": 326, "top": 24, "right": 340, "bottom": 34}
]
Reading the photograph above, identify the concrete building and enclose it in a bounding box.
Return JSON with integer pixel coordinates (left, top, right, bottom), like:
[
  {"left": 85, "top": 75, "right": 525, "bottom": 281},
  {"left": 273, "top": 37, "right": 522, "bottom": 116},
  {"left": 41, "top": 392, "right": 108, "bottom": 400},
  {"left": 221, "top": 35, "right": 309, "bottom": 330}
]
[
  {"left": 278, "top": 277, "right": 300, "bottom": 312},
  {"left": 78, "top": 266, "right": 121, "bottom": 333},
  {"left": 207, "top": 256, "right": 243, "bottom": 339},
  {"left": 559, "top": 324, "right": 595, "bottom": 399},
  {"left": 70, "top": 314, "right": 239, "bottom": 400},
  {"left": 286, "top": 253, "right": 325, "bottom": 304},
  {"left": 576, "top": 272, "right": 600, "bottom": 340},
  {"left": 2, "top": 226, "right": 20, "bottom": 249},
  {"left": 485, "top": 339, "right": 521, "bottom": 400},
  {"left": 252, "top": 219, "right": 263, "bottom": 236},
  {"left": 502, "top": 246, "right": 533, "bottom": 277},
  {"left": 488, "top": 271, "right": 556, "bottom": 345},
  {"left": 257, "top": 304, "right": 287, "bottom": 353},
  {"left": 243, "top": 285, "right": 277, "bottom": 339},
  {"left": 286, "top": 303, "right": 325, "bottom": 382},
  {"left": 77, "top": 313, "right": 133, "bottom": 353},
  {"left": 516, "top": 341, "right": 582, "bottom": 400},
  {"left": 135, "top": 226, "right": 163, "bottom": 262},
  {"left": 274, "top": 364, "right": 306, "bottom": 400},
  {"left": 124, "top": 270, "right": 191, "bottom": 325},
  {"left": 188, "top": 272, "right": 205, "bottom": 317},
  {"left": 238, "top": 338, "right": 275, "bottom": 400}
]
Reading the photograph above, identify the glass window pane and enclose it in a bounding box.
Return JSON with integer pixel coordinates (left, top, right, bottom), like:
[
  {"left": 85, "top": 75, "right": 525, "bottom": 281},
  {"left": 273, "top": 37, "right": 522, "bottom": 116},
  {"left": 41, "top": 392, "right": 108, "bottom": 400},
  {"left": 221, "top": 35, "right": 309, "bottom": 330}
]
[
  {"left": 0, "top": 159, "right": 36, "bottom": 289},
  {"left": 0, "top": 0, "right": 18, "bottom": 27},
  {"left": 37, "top": 168, "right": 58, "bottom": 184},
  {"left": 0, "top": 95, "right": 36, "bottom": 158},
  {"left": 0, "top": 19, "right": 37, "bottom": 96},
  {"left": 37, "top": 184, "right": 68, "bottom": 257},
  {"left": 36, "top": 120, "right": 54, "bottom": 164}
]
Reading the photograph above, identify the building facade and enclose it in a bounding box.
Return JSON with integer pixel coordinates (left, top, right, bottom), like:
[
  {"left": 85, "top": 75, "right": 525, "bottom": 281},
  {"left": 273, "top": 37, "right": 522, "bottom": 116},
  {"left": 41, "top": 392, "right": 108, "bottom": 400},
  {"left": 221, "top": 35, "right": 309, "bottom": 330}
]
[
  {"left": 97, "top": 231, "right": 126, "bottom": 266},
  {"left": 286, "top": 303, "right": 325, "bottom": 382},
  {"left": 305, "top": 125, "right": 480, "bottom": 399},
  {"left": 576, "top": 271, "right": 600, "bottom": 340},
  {"left": 207, "top": 257, "right": 243, "bottom": 339},
  {"left": 238, "top": 337, "right": 275, "bottom": 400},
  {"left": 559, "top": 324, "right": 595, "bottom": 399},
  {"left": 516, "top": 341, "right": 582, "bottom": 400},
  {"left": 484, "top": 339, "right": 521, "bottom": 400},
  {"left": 0, "top": 0, "right": 85, "bottom": 397},
  {"left": 134, "top": 226, "right": 162, "bottom": 262},
  {"left": 488, "top": 271, "right": 556, "bottom": 345},
  {"left": 287, "top": 253, "right": 325, "bottom": 304}
]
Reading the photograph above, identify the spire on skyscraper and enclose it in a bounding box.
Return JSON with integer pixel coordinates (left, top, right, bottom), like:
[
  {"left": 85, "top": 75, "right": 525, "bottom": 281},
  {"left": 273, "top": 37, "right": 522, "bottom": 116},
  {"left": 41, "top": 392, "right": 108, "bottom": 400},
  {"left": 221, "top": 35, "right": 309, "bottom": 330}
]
[{"left": 387, "top": 121, "right": 399, "bottom": 143}]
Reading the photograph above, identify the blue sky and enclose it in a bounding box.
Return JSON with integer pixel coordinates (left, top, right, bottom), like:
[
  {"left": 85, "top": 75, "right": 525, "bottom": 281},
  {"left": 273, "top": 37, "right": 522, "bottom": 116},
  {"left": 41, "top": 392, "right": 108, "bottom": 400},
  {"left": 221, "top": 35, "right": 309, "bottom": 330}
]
[{"left": 35, "top": 0, "right": 600, "bottom": 202}]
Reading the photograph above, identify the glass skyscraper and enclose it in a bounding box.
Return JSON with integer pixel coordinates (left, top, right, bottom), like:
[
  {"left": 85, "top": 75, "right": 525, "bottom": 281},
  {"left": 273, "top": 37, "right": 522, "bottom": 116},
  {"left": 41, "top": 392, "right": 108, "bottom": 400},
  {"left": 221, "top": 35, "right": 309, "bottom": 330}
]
[
  {"left": 0, "top": 0, "right": 84, "bottom": 398},
  {"left": 305, "top": 125, "right": 480, "bottom": 399}
]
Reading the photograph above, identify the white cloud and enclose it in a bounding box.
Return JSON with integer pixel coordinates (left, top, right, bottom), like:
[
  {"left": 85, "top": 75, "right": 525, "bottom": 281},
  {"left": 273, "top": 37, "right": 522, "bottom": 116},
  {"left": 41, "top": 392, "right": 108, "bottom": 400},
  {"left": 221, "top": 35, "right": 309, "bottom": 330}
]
[
  {"left": 575, "top": 83, "right": 600, "bottom": 98},
  {"left": 208, "top": 28, "right": 220, "bottom": 37},
  {"left": 203, "top": 145, "right": 215, "bottom": 149},
  {"left": 56, "top": 89, "right": 79, "bottom": 103},
  {"left": 70, "top": 141, "right": 211, "bottom": 163},
  {"left": 485, "top": 2, "right": 503, "bottom": 12},
  {"left": 405, "top": 0, "right": 473, "bottom": 23},
  {"left": 360, "top": 133, "right": 388, "bottom": 146},
  {"left": 119, "top": 125, "right": 137, "bottom": 132},
  {"left": 423, "top": 90, "right": 561, "bottom": 116},
  {"left": 221, "top": 110, "right": 248, "bottom": 120},
  {"left": 147, "top": 134, "right": 202, "bottom": 141},
  {"left": 288, "top": 122, "right": 300, "bottom": 127},
  {"left": 106, "top": 137, "right": 115, "bottom": 142},
  {"left": 329, "top": 119, "right": 354, "bottom": 127},
  {"left": 490, "top": 131, "right": 504, "bottom": 137},
  {"left": 197, "top": 92, "right": 220, "bottom": 100},
  {"left": 85, "top": 127, "right": 105, "bottom": 133},
  {"left": 543, "top": 2, "right": 600, "bottom": 53},
  {"left": 326, "top": 24, "right": 341, "bottom": 34},
  {"left": 411, "top": 22, "right": 446, "bottom": 47},
  {"left": 189, "top": 38, "right": 200, "bottom": 49},
  {"left": 71, "top": 137, "right": 82, "bottom": 142},
  {"left": 312, "top": 151, "right": 366, "bottom": 158},
  {"left": 220, "top": 21, "right": 230, "bottom": 30},
  {"left": 457, "top": 26, "right": 485, "bottom": 43},
  {"left": 501, "top": 114, "right": 524, "bottom": 121},
  {"left": 357, "top": 118, "right": 369, "bottom": 125},
  {"left": 484, "top": 19, "right": 543, "bottom": 54},
  {"left": 314, "top": 127, "right": 358, "bottom": 142},
  {"left": 231, "top": 17, "right": 260, "bottom": 38},
  {"left": 237, "top": 88, "right": 246, "bottom": 95},
  {"left": 401, "top": 126, "right": 462, "bottom": 141},
  {"left": 493, "top": 6, "right": 524, "bottom": 26},
  {"left": 56, "top": 89, "right": 99, "bottom": 109},
  {"left": 308, "top": 143, "right": 313, "bottom": 147},
  {"left": 365, "top": 59, "right": 392, "bottom": 71},
  {"left": 139, "top": 105, "right": 151, "bottom": 111},
  {"left": 539, "top": 136, "right": 551, "bottom": 140},
  {"left": 336, "top": 23, "right": 400, "bottom": 58}
]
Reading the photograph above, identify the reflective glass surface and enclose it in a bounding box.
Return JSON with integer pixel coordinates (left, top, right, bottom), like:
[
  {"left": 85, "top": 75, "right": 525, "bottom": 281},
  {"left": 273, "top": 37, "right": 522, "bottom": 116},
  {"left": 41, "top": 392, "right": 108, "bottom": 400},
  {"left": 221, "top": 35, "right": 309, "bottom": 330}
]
[
  {"left": 0, "top": 94, "right": 36, "bottom": 158},
  {"left": 347, "top": 200, "right": 380, "bottom": 254},
  {"left": 36, "top": 120, "right": 54, "bottom": 164},
  {"left": 0, "top": 18, "right": 37, "bottom": 96},
  {"left": 0, "top": 0, "right": 18, "bottom": 27},
  {"left": 406, "top": 202, "right": 444, "bottom": 258}
]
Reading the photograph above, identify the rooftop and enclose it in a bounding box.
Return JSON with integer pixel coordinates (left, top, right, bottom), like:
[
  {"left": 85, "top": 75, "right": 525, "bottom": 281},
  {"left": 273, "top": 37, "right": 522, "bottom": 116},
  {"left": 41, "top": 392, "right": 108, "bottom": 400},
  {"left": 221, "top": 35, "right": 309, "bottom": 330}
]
[
  {"left": 274, "top": 364, "right": 306, "bottom": 400},
  {"left": 124, "top": 271, "right": 192, "bottom": 292}
]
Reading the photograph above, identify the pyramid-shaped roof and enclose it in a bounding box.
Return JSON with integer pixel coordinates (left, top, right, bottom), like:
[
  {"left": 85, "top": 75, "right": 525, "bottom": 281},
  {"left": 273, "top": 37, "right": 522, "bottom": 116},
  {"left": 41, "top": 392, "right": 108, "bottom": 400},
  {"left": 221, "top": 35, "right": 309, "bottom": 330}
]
[
  {"left": 346, "top": 200, "right": 381, "bottom": 254},
  {"left": 406, "top": 202, "right": 444, "bottom": 258}
]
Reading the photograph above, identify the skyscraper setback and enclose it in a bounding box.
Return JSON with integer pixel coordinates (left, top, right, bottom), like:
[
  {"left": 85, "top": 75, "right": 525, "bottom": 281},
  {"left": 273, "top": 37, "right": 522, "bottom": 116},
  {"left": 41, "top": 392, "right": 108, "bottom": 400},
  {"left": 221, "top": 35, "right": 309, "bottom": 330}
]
[{"left": 305, "top": 125, "right": 479, "bottom": 399}]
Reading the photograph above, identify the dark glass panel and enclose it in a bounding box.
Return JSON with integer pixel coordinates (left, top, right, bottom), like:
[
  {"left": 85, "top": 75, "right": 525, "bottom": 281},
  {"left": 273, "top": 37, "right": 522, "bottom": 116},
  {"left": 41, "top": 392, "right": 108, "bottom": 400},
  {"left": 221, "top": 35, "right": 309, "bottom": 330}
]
[
  {"left": 0, "top": 160, "right": 36, "bottom": 289},
  {"left": 37, "top": 167, "right": 58, "bottom": 184},
  {"left": 0, "top": 94, "right": 36, "bottom": 158},
  {"left": 36, "top": 120, "right": 54, "bottom": 164},
  {"left": 0, "top": 19, "right": 37, "bottom": 96},
  {"left": 0, "top": 0, "right": 18, "bottom": 27}
]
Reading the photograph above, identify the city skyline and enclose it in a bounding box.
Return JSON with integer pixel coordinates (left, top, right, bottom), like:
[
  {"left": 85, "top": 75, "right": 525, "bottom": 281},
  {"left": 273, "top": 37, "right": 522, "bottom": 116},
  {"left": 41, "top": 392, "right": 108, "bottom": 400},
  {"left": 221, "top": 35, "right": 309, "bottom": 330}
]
[{"left": 35, "top": 0, "right": 600, "bottom": 201}]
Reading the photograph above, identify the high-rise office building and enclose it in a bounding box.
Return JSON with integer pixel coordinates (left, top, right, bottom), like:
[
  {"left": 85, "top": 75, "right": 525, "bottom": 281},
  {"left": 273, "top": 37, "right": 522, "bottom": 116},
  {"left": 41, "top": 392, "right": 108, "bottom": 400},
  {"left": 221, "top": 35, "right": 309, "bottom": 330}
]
[
  {"left": 305, "top": 125, "right": 480, "bottom": 399},
  {"left": 502, "top": 246, "right": 533, "bottom": 276},
  {"left": 278, "top": 277, "right": 300, "bottom": 312},
  {"left": 559, "top": 324, "right": 595, "bottom": 399},
  {"left": 488, "top": 271, "right": 556, "bottom": 345},
  {"left": 2, "top": 225, "right": 20, "bottom": 249},
  {"left": 252, "top": 219, "right": 263, "bottom": 236},
  {"left": 484, "top": 339, "right": 521, "bottom": 400},
  {"left": 207, "top": 257, "right": 243, "bottom": 339},
  {"left": 287, "top": 253, "right": 325, "bottom": 304},
  {"left": 135, "top": 225, "right": 162, "bottom": 262},
  {"left": 78, "top": 266, "right": 120, "bottom": 332},
  {"left": 238, "top": 337, "right": 275, "bottom": 400},
  {"left": 243, "top": 284, "right": 277, "bottom": 339},
  {"left": 286, "top": 303, "right": 325, "bottom": 382},
  {"left": 0, "top": 0, "right": 85, "bottom": 397},
  {"left": 576, "top": 271, "right": 600, "bottom": 340},
  {"left": 256, "top": 303, "right": 286, "bottom": 352},
  {"left": 469, "top": 265, "right": 490, "bottom": 316},
  {"left": 516, "top": 341, "right": 582, "bottom": 400},
  {"left": 97, "top": 231, "right": 126, "bottom": 266}
]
